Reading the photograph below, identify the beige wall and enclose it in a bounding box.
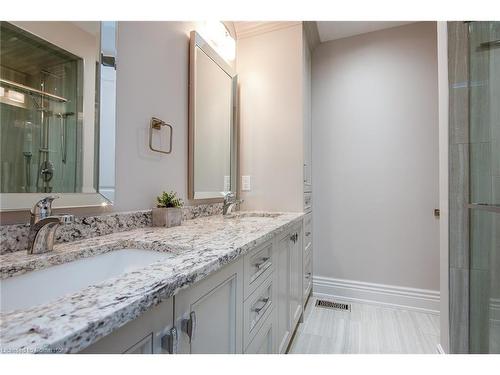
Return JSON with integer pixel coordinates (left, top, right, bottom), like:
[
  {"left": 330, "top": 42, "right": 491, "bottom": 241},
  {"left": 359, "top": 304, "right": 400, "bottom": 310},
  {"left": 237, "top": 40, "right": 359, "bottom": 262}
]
[
  {"left": 312, "top": 22, "right": 440, "bottom": 291},
  {"left": 237, "top": 24, "right": 304, "bottom": 212},
  {"left": 114, "top": 21, "right": 201, "bottom": 211}
]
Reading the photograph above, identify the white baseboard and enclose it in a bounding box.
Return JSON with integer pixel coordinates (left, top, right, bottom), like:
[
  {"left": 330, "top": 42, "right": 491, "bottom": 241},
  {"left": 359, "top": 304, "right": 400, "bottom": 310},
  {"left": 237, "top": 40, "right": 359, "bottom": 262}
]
[{"left": 313, "top": 276, "right": 440, "bottom": 314}]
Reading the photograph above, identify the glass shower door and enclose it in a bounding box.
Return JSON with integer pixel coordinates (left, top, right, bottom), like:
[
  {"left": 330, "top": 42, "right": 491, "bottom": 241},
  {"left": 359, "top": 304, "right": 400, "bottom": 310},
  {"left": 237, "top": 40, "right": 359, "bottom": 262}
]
[
  {"left": 468, "top": 21, "right": 500, "bottom": 354},
  {"left": 0, "top": 22, "right": 83, "bottom": 194}
]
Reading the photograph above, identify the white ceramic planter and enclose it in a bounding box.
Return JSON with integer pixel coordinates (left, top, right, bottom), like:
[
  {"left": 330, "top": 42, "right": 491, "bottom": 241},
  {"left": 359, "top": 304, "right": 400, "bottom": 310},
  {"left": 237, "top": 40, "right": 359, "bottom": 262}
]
[{"left": 152, "top": 207, "right": 182, "bottom": 228}]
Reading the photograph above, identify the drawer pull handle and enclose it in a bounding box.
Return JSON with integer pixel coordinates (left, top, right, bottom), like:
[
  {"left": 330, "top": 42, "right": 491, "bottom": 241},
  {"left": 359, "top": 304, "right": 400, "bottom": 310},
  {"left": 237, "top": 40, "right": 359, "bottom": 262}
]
[
  {"left": 252, "top": 297, "right": 271, "bottom": 314},
  {"left": 254, "top": 257, "right": 270, "bottom": 270}
]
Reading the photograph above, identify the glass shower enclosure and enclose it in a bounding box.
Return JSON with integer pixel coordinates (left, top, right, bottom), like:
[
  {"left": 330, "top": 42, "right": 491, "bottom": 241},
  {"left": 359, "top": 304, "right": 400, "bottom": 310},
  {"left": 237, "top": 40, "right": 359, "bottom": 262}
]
[
  {"left": 468, "top": 21, "right": 500, "bottom": 354},
  {"left": 0, "top": 22, "right": 83, "bottom": 194}
]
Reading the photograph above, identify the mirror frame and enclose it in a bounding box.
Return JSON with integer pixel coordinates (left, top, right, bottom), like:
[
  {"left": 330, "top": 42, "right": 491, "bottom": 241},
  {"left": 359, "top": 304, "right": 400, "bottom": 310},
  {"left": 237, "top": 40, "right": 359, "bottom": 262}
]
[
  {"left": 188, "top": 30, "right": 238, "bottom": 202},
  {"left": 0, "top": 21, "right": 117, "bottom": 212}
]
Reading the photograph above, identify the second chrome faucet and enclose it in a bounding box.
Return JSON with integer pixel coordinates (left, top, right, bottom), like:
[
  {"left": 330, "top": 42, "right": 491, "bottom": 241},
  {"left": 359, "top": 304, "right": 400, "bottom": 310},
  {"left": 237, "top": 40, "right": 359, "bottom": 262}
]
[{"left": 223, "top": 192, "right": 244, "bottom": 215}]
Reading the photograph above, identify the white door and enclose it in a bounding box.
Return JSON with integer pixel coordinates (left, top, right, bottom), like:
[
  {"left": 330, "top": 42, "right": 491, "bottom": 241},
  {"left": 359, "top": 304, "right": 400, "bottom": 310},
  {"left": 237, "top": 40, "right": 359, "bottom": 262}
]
[{"left": 174, "top": 259, "right": 243, "bottom": 354}]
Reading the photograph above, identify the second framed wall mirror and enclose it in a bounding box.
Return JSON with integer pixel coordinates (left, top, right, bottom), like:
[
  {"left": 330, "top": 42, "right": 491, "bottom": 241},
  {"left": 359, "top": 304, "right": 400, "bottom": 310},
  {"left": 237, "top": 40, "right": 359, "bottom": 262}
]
[{"left": 188, "top": 30, "right": 238, "bottom": 202}]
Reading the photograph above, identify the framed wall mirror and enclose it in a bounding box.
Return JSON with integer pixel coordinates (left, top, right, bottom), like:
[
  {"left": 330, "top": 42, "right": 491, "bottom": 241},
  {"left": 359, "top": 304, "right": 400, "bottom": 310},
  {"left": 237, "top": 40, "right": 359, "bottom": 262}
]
[
  {"left": 188, "top": 30, "right": 238, "bottom": 201},
  {"left": 0, "top": 21, "right": 117, "bottom": 211}
]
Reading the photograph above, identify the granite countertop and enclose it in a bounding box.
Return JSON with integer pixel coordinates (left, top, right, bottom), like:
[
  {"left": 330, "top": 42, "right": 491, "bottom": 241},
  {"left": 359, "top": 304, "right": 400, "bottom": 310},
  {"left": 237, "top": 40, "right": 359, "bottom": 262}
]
[{"left": 0, "top": 212, "right": 304, "bottom": 353}]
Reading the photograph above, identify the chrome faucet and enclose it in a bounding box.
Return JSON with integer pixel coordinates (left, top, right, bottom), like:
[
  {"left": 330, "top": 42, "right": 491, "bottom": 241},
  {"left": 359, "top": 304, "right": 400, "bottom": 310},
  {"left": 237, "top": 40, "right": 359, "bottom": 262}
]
[
  {"left": 223, "top": 192, "right": 244, "bottom": 215},
  {"left": 27, "top": 196, "right": 74, "bottom": 254}
]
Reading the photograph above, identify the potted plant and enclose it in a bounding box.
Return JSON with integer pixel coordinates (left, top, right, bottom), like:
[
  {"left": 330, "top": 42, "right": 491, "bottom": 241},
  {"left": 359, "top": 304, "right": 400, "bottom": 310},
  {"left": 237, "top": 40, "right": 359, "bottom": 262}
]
[{"left": 152, "top": 191, "right": 184, "bottom": 227}]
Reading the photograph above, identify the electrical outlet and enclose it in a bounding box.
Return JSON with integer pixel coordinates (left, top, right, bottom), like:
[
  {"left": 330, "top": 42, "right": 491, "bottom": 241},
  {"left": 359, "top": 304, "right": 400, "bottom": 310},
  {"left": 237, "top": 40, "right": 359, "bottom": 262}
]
[{"left": 241, "top": 175, "right": 251, "bottom": 191}]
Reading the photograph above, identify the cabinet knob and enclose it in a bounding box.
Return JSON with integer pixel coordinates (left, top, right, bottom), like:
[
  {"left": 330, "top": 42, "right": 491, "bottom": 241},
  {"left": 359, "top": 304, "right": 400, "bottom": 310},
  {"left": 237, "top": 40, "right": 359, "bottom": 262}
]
[
  {"left": 161, "top": 327, "right": 178, "bottom": 354},
  {"left": 182, "top": 311, "right": 197, "bottom": 343}
]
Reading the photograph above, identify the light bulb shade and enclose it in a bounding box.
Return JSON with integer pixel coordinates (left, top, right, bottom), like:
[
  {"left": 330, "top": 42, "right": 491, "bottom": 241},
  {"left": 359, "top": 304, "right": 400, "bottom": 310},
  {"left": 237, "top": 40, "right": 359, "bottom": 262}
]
[{"left": 199, "top": 21, "right": 235, "bottom": 62}]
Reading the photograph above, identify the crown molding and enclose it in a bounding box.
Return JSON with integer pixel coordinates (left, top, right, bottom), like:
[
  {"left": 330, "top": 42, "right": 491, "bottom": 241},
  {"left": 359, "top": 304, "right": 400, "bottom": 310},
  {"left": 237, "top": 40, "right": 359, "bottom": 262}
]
[{"left": 234, "top": 21, "right": 302, "bottom": 40}]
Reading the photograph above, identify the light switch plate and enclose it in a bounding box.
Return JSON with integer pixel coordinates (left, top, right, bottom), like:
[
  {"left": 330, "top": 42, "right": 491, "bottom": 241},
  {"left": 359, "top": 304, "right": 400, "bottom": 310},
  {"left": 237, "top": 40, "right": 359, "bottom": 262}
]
[
  {"left": 223, "top": 176, "right": 230, "bottom": 192},
  {"left": 241, "top": 176, "right": 251, "bottom": 191}
]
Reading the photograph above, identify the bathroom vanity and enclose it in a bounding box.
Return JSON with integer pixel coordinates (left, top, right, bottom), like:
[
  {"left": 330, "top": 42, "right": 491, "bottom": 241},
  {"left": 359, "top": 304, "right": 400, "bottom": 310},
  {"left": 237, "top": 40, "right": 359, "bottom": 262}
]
[
  {"left": 0, "top": 211, "right": 309, "bottom": 354},
  {"left": 0, "top": 22, "right": 314, "bottom": 355},
  {"left": 84, "top": 213, "right": 306, "bottom": 354}
]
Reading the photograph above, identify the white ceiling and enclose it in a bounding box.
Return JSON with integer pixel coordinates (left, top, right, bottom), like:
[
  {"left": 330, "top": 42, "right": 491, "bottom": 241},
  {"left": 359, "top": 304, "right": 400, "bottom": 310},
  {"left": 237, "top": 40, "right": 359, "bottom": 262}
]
[{"left": 316, "top": 21, "right": 415, "bottom": 42}]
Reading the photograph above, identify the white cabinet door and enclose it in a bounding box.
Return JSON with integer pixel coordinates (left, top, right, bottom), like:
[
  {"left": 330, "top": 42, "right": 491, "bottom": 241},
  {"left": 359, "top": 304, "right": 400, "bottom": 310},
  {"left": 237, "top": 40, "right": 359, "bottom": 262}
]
[
  {"left": 303, "top": 212, "right": 313, "bottom": 305},
  {"left": 276, "top": 224, "right": 304, "bottom": 354},
  {"left": 80, "top": 297, "right": 174, "bottom": 354},
  {"left": 276, "top": 231, "right": 291, "bottom": 353},
  {"left": 303, "top": 250, "right": 312, "bottom": 305},
  {"left": 289, "top": 225, "right": 303, "bottom": 329},
  {"left": 174, "top": 258, "right": 243, "bottom": 354}
]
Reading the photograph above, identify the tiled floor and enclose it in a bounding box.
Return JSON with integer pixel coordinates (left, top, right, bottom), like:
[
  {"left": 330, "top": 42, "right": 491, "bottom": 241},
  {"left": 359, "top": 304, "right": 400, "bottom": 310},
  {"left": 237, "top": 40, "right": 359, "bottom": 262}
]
[{"left": 289, "top": 297, "right": 440, "bottom": 354}]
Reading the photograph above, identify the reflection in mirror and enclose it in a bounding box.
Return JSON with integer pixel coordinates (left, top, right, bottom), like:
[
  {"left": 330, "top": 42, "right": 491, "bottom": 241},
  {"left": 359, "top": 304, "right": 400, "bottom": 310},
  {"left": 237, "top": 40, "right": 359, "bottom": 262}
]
[
  {"left": 98, "top": 21, "right": 117, "bottom": 202},
  {"left": 189, "top": 31, "right": 237, "bottom": 201},
  {"left": 0, "top": 21, "right": 117, "bottom": 210}
]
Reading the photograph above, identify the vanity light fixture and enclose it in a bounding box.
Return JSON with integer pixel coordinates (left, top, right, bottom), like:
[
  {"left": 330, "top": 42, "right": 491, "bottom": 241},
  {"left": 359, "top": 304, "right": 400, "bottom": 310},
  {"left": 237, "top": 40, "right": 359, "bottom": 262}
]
[{"left": 199, "top": 21, "right": 235, "bottom": 62}]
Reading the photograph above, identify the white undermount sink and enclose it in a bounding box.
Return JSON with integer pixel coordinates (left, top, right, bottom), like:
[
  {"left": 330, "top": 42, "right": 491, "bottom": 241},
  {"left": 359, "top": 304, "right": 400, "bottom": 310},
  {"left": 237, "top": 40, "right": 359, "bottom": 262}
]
[{"left": 0, "top": 249, "right": 172, "bottom": 313}]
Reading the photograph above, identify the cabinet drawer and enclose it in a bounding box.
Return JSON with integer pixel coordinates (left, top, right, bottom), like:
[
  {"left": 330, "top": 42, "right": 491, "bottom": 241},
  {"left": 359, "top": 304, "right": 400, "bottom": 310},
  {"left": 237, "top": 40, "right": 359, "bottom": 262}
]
[
  {"left": 303, "top": 251, "right": 312, "bottom": 303},
  {"left": 304, "top": 192, "right": 312, "bottom": 213},
  {"left": 303, "top": 212, "right": 312, "bottom": 249},
  {"left": 244, "top": 239, "right": 273, "bottom": 298},
  {"left": 244, "top": 310, "right": 275, "bottom": 354},
  {"left": 243, "top": 273, "right": 274, "bottom": 348}
]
